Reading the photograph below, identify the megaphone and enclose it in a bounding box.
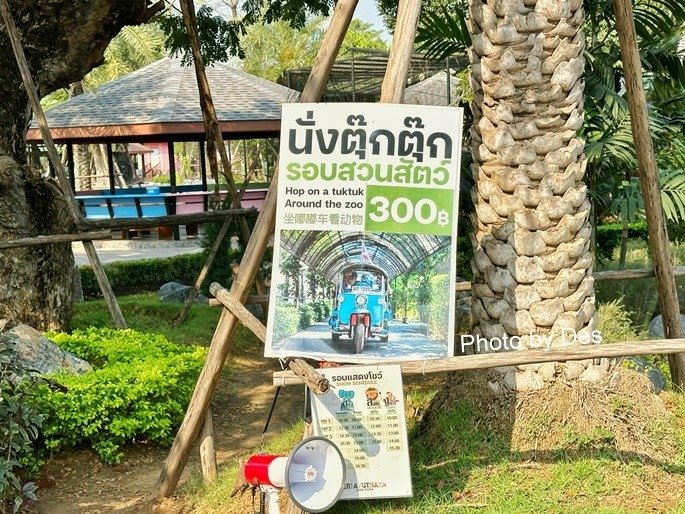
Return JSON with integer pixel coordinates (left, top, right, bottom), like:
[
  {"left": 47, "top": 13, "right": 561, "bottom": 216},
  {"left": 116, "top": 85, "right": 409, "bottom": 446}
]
[{"left": 243, "top": 436, "right": 346, "bottom": 513}]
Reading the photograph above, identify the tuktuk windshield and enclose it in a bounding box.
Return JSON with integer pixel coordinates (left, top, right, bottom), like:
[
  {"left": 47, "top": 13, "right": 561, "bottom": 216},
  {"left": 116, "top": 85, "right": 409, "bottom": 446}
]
[{"left": 339, "top": 269, "right": 385, "bottom": 294}]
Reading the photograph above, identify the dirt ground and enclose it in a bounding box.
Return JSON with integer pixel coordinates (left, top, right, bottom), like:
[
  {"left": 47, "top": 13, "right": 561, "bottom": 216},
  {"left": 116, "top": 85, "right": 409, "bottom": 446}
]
[{"left": 34, "top": 351, "right": 304, "bottom": 513}]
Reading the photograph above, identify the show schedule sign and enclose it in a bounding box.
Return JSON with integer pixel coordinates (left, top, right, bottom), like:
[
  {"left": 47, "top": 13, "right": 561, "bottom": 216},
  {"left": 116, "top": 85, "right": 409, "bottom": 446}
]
[
  {"left": 265, "top": 103, "right": 464, "bottom": 362},
  {"left": 310, "top": 364, "right": 412, "bottom": 500}
]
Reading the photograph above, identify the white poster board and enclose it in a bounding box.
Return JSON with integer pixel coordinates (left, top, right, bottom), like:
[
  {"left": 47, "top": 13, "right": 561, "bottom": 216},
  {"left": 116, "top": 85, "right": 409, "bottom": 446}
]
[
  {"left": 310, "top": 364, "right": 412, "bottom": 499},
  {"left": 265, "top": 103, "right": 463, "bottom": 362}
]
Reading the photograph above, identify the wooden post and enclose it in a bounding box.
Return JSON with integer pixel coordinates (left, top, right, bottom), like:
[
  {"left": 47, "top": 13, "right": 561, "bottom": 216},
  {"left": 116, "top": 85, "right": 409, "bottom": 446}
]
[
  {"left": 200, "top": 408, "right": 217, "bottom": 484},
  {"left": 379, "top": 0, "right": 423, "bottom": 103},
  {"left": 177, "top": 0, "right": 267, "bottom": 301},
  {"left": 154, "top": 0, "right": 360, "bottom": 498},
  {"left": 66, "top": 142, "right": 75, "bottom": 193},
  {"left": 0, "top": 0, "right": 127, "bottom": 329},
  {"left": 614, "top": 0, "right": 685, "bottom": 389}
]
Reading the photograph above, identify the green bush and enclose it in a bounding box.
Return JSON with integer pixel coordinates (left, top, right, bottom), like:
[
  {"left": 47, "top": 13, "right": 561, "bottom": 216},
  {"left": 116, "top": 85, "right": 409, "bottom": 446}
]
[
  {"left": 0, "top": 342, "right": 41, "bottom": 513},
  {"left": 32, "top": 328, "right": 206, "bottom": 464},
  {"left": 596, "top": 299, "right": 640, "bottom": 344},
  {"left": 272, "top": 302, "right": 299, "bottom": 342},
  {"left": 310, "top": 300, "right": 331, "bottom": 322},
  {"left": 80, "top": 253, "right": 206, "bottom": 299},
  {"left": 298, "top": 304, "right": 314, "bottom": 329}
]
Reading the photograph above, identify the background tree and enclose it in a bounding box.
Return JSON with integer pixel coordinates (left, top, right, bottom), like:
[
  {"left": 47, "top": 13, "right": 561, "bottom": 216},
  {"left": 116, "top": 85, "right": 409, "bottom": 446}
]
[{"left": 0, "top": 0, "right": 156, "bottom": 331}]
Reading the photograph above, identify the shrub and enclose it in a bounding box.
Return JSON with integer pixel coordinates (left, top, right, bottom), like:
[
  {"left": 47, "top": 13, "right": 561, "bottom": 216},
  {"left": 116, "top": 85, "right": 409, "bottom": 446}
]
[
  {"left": 272, "top": 302, "right": 299, "bottom": 342},
  {"left": 80, "top": 253, "right": 206, "bottom": 299},
  {"left": 0, "top": 341, "right": 41, "bottom": 513},
  {"left": 298, "top": 304, "right": 314, "bottom": 329},
  {"left": 596, "top": 299, "right": 640, "bottom": 344},
  {"left": 32, "top": 328, "right": 206, "bottom": 464}
]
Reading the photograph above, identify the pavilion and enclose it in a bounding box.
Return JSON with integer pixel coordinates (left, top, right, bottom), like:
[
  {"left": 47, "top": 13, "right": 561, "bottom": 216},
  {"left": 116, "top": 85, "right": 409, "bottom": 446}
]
[{"left": 27, "top": 56, "right": 299, "bottom": 195}]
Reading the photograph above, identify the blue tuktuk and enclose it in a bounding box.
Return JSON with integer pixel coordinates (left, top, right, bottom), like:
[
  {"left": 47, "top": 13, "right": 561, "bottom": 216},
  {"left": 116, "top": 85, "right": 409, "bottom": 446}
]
[{"left": 328, "top": 265, "right": 391, "bottom": 353}]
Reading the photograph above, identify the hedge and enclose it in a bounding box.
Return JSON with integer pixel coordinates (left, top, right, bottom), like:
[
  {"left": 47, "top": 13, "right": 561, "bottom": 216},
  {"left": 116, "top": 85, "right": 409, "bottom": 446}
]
[{"left": 80, "top": 253, "right": 206, "bottom": 299}]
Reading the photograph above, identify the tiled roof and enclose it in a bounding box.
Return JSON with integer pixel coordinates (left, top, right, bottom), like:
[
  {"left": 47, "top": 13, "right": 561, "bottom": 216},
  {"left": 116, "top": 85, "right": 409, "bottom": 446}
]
[{"left": 41, "top": 57, "right": 299, "bottom": 128}]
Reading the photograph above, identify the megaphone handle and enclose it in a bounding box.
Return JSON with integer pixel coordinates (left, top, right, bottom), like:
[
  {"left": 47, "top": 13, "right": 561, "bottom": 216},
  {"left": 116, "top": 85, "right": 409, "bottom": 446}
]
[{"left": 303, "top": 386, "right": 312, "bottom": 424}]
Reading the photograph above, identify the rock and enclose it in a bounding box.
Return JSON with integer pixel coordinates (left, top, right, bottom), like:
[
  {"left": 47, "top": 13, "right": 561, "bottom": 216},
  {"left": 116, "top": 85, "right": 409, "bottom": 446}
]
[
  {"left": 646, "top": 368, "right": 666, "bottom": 394},
  {"left": 487, "top": 380, "right": 502, "bottom": 395},
  {"left": 158, "top": 281, "right": 209, "bottom": 304},
  {"left": 504, "top": 368, "right": 545, "bottom": 391},
  {"left": 2, "top": 324, "right": 92, "bottom": 375},
  {"left": 648, "top": 314, "right": 685, "bottom": 338},
  {"left": 564, "top": 360, "right": 587, "bottom": 380},
  {"left": 537, "top": 362, "right": 557, "bottom": 382},
  {"left": 579, "top": 364, "right": 608, "bottom": 383}
]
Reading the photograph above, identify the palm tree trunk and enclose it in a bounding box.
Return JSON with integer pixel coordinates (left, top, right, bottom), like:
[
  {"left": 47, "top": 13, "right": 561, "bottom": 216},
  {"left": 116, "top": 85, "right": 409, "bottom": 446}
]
[{"left": 469, "top": 0, "right": 596, "bottom": 390}]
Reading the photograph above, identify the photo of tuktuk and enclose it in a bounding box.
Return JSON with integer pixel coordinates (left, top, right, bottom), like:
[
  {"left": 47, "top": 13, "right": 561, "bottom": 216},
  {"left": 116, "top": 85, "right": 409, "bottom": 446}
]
[{"left": 265, "top": 229, "right": 455, "bottom": 362}]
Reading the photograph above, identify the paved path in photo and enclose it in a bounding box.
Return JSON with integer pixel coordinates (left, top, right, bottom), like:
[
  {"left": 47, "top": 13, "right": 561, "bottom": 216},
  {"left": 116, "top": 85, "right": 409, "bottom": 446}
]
[{"left": 271, "top": 320, "right": 447, "bottom": 360}]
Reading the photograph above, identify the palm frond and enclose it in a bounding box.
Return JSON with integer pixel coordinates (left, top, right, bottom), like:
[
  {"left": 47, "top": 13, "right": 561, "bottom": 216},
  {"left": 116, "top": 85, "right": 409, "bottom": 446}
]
[{"left": 415, "top": 6, "right": 469, "bottom": 61}]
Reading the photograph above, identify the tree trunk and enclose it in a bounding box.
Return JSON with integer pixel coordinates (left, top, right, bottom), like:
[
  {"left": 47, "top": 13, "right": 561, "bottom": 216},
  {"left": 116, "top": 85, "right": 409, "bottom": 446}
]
[
  {"left": 0, "top": 0, "right": 153, "bottom": 330},
  {"left": 469, "top": 0, "right": 595, "bottom": 390}
]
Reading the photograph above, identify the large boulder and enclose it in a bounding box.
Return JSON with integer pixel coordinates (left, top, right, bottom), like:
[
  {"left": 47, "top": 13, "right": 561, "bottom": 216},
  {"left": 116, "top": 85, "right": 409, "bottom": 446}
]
[
  {"left": 648, "top": 314, "right": 685, "bottom": 338},
  {"left": 158, "top": 281, "right": 209, "bottom": 304},
  {"left": 1, "top": 324, "right": 92, "bottom": 375}
]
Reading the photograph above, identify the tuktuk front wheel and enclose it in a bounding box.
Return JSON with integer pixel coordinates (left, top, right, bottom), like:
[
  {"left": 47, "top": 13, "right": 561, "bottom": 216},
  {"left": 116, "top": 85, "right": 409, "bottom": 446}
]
[{"left": 353, "top": 323, "right": 365, "bottom": 354}]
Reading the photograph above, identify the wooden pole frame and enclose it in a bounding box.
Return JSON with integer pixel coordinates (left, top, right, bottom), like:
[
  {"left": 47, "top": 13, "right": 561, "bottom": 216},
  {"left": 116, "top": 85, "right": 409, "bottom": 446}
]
[
  {"left": 613, "top": 0, "right": 685, "bottom": 388},
  {"left": 0, "top": 0, "right": 127, "bottom": 329},
  {"left": 273, "top": 338, "right": 685, "bottom": 386},
  {"left": 154, "top": 0, "right": 361, "bottom": 498}
]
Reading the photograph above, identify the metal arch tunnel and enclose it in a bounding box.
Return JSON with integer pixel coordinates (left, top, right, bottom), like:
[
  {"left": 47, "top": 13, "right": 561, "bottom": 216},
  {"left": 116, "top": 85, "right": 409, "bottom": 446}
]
[{"left": 278, "top": 230, "right": 451, "bottom": 282}]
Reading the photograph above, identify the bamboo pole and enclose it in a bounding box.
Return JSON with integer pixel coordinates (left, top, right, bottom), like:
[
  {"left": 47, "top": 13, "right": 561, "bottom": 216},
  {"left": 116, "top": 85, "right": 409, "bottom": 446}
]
[
  {"left": 0, "top": 231, "right": 111, "bottom": 249},
  {"left": 379, "top": 0, "right": 423, "bottom": 103},
  {"left": 0, "top": 0, "right": 126, "bottom": 329},
  {"left": 200, "top": 408, "right": 217, "bottom": 484},
  {"left": 154, "top": 0, "right": 360, "bottom": 498},
  {"left": 178, "top": 0, "right": 268, "bottom": 299},
  {"left": 613, "top": 0, "right": 685, "bottom": 389},
  {"left": 273, "top": 338, "right": 685, "bottom": 386},
  {"left": 209, "top": 283, "right": 266, "bottom": 343}
]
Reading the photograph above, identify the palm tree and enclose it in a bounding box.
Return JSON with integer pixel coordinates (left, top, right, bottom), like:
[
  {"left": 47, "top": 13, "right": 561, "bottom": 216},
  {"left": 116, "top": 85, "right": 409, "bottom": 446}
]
[{"left": 417, "top": 0, "right": 685, "bottom": 389}]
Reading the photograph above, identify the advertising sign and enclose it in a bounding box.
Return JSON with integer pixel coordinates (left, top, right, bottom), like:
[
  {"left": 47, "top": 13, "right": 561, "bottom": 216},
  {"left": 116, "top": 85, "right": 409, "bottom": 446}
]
[
  {"left": 310, "top": 364, "right": 412, "bottom": 499},
  {"left": 265, "top": 103, "right": 463, "bottom": 362}
]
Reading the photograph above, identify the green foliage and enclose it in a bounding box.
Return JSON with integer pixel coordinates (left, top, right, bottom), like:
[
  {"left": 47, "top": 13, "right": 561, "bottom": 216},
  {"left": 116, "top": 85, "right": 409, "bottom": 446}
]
[
  {"left": 595, "top": 223, "right": 649, "bottom": 262},
  {"left": 427, "top": 274, "right": 450, "bottom": 340},
  {"left": 298, "top": 303, "right": 314, "bottom": 329},
  {"left": 157, "top": 5, "right": 245, "bottom": 64},
  {"left": 0, "top": 342, "right": 41, "bottom": 513},
  {"left": 272, "top": 302, "right": 300, "bottom": 342},
  {"left": 338, "top": 19, "right": 388, "bottom": 56},
  {"left": 415, "top": 4, "right": 469, "bottom": 60},
  {"left": 309, "top": 299, "right": 331, "bottom": 322},
  {"left": 80, "top": 253, "right": 205, "bottom": 299},
  {"left": 596, "top": 299, "right": 640, "bottom": 344},
  {"left": 42, "top": 24, "right": 166, "bottom": 108},
  {"left": 33, "top": 328, "right": 206, "bottom": 464},
  {"left": 157, "top": 0, "right": 335, "bottom": 66}
]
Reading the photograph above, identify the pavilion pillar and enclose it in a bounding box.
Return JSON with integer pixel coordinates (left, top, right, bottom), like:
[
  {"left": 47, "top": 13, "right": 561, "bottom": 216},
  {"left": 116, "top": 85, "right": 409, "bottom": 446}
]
[
  {"left": 199, "top": 140, "right": 208, "bottom": 211},
  {"left": 66, "top": 142, "right": 75, "bottom": 192},
  {"left": 167, "top": 141, "right": 180, "bottom": 240},
  {"left": 106, "top": 143, "right": 115, "bottom": 194}
]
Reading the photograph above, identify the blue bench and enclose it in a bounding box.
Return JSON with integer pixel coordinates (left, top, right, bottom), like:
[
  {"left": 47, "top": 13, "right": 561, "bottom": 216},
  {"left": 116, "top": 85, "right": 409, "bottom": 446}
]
[{"left": 77, "top": 193, "right": 170, "bottom": 238}]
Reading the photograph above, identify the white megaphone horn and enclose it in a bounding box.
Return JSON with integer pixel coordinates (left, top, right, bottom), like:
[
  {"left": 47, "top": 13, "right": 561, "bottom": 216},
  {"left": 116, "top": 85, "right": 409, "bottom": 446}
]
[{"left": 242, "top": 436, "right": 346, "bottom": 513}]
